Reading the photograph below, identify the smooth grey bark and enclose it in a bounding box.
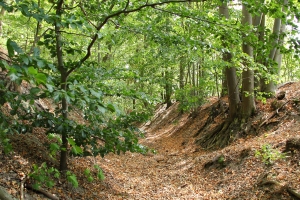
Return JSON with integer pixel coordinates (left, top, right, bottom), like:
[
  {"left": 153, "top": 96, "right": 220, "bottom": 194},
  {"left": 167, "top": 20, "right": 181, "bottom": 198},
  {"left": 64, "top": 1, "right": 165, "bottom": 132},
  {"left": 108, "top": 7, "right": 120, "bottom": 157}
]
[
  {"left": 253, "top": 13, "right": 265, "bottom": 89},
  {"left": 261, "top": 0, "right": 288, "bottom": 96},
  {"left": 219, "top": 2, "right": 240, "bottom": 120},
  {"left": 241, "top": 3, "right": 256, "bottom": 118}
]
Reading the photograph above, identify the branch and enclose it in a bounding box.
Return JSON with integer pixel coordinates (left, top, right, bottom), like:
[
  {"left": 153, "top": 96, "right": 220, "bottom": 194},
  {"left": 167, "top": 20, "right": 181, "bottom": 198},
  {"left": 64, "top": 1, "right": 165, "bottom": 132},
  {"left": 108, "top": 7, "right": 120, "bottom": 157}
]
[
  {"left": 25, "top": 184, "right": 59, "bottom": 200},
  {"left": 78, "top": 3, "right": 97, "bottom": 29},
  {"left": 67, "top": 0, "right": 202, "bottom": 76},
  {"left": 153, "top": 7, "right": 240, "bottom": 29}
]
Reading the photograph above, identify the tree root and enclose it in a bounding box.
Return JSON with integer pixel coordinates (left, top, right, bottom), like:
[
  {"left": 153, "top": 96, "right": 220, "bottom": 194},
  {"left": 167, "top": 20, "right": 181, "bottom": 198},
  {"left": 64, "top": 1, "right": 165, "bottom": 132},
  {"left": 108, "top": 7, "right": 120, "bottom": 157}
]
[
  {"left": 196, "top": 120, "right": 234, "bottom": 149},
  {"left": 259, "top": 179, "right": 300, "bottom": 199},
  {"left": 25, "top": 184, "right": 59, "bottom": 200},
  {"left": 258, "top": 100, "right": 290, "bottom": 130},
  {"left": 284, "top": 137, "right": 300, "bottom": 153}
]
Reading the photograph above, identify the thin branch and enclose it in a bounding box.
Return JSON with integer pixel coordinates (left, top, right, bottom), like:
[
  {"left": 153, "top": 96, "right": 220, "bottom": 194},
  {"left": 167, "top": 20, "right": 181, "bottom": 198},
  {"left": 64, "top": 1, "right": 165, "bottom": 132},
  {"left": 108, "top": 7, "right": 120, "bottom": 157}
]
[
  {"left": 67, "top": 0, "right": 204, "bottom": 76},
  {"left": 153, "top": 7, "right": 239, "bottom": 30},
  {"left": 79, "top": 3, "right": 97, "bottom": 29},
  {"left": 59, "top": 30, "right": 91, "bottom": 38}
]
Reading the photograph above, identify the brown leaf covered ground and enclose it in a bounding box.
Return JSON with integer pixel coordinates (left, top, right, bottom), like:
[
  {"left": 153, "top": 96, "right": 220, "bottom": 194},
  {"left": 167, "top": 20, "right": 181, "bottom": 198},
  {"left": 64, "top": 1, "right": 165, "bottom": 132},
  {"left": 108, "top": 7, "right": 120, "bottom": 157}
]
[{"left": 1, "top": 82, "right": 300, "bottom": 199}]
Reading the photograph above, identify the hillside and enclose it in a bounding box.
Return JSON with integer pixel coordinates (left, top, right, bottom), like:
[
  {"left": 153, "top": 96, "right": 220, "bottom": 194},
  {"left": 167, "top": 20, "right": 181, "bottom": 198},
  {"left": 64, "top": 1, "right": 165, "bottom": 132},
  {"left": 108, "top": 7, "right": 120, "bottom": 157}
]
[{"left": 1, "top": 82, "right": 300, "bottom": 199}]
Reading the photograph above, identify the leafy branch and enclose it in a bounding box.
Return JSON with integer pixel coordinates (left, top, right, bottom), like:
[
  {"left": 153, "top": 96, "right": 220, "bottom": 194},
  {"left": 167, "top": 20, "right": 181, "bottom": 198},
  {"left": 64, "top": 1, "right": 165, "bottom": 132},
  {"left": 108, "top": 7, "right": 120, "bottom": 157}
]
[{"left": 69, "top": 0, "right": 205, "bottom": 76}]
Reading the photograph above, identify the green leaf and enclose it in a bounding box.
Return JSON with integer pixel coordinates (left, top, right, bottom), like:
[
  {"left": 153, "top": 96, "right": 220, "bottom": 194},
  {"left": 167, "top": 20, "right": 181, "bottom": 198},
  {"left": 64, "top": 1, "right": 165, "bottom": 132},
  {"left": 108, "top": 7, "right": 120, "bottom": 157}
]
[
  {"left": 67, "top": 172, "right": 78, "bottom": 188},
  {"left": 30, "top": 87, "right": 40, "bottom": 95},
  {"left": 71, "top": 145, "right": 83, "bottom": 155},
  {"left": 50, "top": 143, "right": 60, "bottom": 151},
  {"left": 28, "top": 66, "right": 38, "bottom": 75},
  {"left": 46, "top": 180, "right": 55, "bottom": 188},
  {"left": 7, "top": 39, "right": 23, "bottom": 57},
  {"left": 84, "top": 169, "right": 90, "bottom": 176},
  {"left": 90, "top": 89, "right": 102, "bottom": 98},
  {"left": 46, "top": 84, "right": 54, "bottom": 92},
  {"left": 67, "top": 138, "right": 76, "bottom": 146},
  {"left": 87, "top": 176, "right": 94, "bottom": 182},
  {"left": 106, "top": 103, "right": 116, "bottom": 112},
  {"left": 97, "top": 169, "right": 105, "bottom": 181},
  {"left": 35, "top": 73, "right": 47, "bottom": 84},
  {"left": 37, "top": 59, "right": 45, "bottom": 68}
]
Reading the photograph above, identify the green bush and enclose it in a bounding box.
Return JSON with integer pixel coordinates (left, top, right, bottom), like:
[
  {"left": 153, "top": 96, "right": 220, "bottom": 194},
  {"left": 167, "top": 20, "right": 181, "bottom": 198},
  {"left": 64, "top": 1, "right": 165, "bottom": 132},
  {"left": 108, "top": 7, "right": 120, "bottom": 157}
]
[{"left": 255, "top": 144, "right": 286, "bottom": 165}]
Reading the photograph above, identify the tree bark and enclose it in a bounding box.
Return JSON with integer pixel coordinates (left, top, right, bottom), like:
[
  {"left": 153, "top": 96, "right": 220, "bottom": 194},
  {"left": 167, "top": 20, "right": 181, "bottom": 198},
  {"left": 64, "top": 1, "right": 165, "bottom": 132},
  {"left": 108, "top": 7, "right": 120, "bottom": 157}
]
[
  {"left": 219, "top": 2, "right": 240, "bottom": 120},
  {"left": 261, "top": 0, "right": 288, "bottom": 96},
  {"left": 179, "top": 57, "right": 185, "bottom": 89},
  {"left": 165, "top": 69, "right": 172, "bottom": 108},
  {"left": 241, "top": 3, "right": 256, "bottom": 118},
  {"left": 55, "top": 0, "right": 69, "bottom": 172}
]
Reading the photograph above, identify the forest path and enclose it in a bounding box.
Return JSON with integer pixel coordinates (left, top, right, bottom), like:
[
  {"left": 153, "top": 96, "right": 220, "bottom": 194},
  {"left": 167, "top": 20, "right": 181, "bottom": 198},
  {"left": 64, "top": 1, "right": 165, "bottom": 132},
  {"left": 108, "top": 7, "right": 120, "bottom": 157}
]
[{"left": 1, "top": 82, "right": 300, "bottom": 199}]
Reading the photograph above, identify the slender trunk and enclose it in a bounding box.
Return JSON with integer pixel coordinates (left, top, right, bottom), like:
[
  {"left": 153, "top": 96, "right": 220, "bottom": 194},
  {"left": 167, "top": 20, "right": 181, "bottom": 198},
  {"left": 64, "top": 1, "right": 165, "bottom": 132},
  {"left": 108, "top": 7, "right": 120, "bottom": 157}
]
[
  {"left": 261, "top": 0, "right": 288, "bottom": 96},
  {"left": 0, "top": 3, "right": 6, "bottom": 37},
  {"left": 165, "top": 69, "right": 172, "bottom": 108},
  {"left": 55, "top": 0, "right": 69, "bottom": 172},
  {"left": 254, "top": 13, "right": 265, "bottom": 90},
  {"left": 241, "top": 3, "right": 256, "bottom": 118},
  {"left": 179, "top": 57, "right": 185, "bottom": 89},
  {"left": 97, "top": 42, "right": 101, "bottom": 64},
  {"left": 192, "top": 62, "right": 195, "bottom": 96}
]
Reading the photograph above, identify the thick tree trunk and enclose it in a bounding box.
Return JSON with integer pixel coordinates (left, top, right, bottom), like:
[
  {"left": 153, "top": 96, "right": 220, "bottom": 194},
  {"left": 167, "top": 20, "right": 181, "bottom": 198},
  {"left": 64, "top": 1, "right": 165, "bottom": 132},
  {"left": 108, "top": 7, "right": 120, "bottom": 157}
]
[
  {"left": 219, "top": 2, "right": 240, "bottom": 120},
  {"left": 241, "top": 3, "right": 256, "bottom": 118}
]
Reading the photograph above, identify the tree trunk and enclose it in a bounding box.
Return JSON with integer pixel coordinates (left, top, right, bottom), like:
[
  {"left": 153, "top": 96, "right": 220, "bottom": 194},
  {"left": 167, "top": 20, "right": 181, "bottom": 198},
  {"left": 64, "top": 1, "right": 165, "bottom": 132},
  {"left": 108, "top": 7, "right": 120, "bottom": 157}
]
[
  {"left": 165, "top": 69, "right": 172, "bottom": 108},
  {"left": 219, "top": 2, "right": 240, "bottom": 120},
  {"left": 241, "top": 3, "right": 256, "bottom": 118},
  {"left": 253, "top": 13, "right": 265, "bottom": 90},
  {"left": 179, "top": 57, "right": 185, "bottom": 89},
  {"left": 55, "top": 0, "right": 69, "bottom": 172},
  {"left": 261, "top": 0, "right": 288, "bottom": 96}
]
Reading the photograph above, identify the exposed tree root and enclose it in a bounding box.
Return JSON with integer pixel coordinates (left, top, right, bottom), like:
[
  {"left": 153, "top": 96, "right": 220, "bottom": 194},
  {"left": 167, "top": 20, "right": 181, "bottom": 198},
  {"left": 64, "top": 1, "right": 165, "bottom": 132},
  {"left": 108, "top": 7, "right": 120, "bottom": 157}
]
[
  {"left": 258, "top": 100, "right": 290, "bottom": 130},
  {"left": 259, "top": 179, "right": 300, "bottom": 199},
  {"left": 25, "top": 184, "right": 59, "bottom": 200},
  {"left": 284, "top": 137, "right": 300, "bottom": 153},
  {"left": 196, "top": 120, "right": 232, "bottom": 149}
]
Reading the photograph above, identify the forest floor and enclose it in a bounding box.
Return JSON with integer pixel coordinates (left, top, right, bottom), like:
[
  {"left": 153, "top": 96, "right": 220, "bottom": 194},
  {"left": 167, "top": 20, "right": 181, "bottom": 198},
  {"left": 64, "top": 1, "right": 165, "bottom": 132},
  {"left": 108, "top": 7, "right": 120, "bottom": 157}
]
[{"left": 1, "top": 82, "right": 300, "bottom": 200}]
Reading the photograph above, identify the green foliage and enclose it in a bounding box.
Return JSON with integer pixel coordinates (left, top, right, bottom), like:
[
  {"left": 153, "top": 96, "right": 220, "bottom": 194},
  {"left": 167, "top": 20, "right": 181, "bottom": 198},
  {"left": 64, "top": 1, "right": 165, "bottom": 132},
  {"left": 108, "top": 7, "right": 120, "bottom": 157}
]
[
  {"left": 29, "top": 162, "right": 60, "bottom": 190},
  {"left": 0, "top": 0, "right": 299, "bottom": 191},
  {"left": 94, "top": 165, "right": 105, "bottom": 181},
  {"left": 0, "top": 129, "right": 12, "bottom": 154},
  {"left": 175, "top": 85, "right": 207, "bottom": 112},
  {"left": 66, "top": 171, "right": 78, "bottom": 188},
  {"left": 255, "top": 144, "right": 286, "bottom": 165},
  {"left": 84, "top": 168, "right": 94, "bottom": 182}
]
